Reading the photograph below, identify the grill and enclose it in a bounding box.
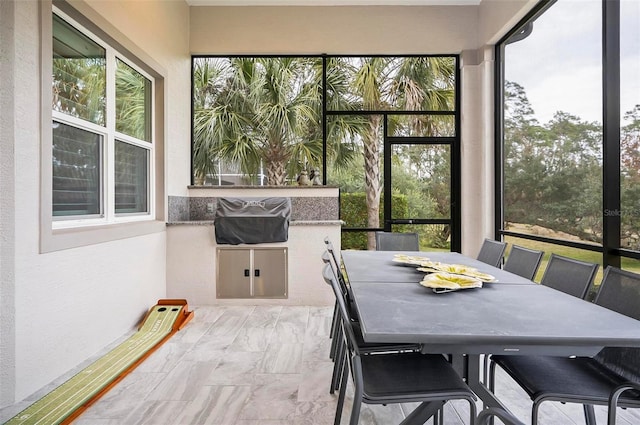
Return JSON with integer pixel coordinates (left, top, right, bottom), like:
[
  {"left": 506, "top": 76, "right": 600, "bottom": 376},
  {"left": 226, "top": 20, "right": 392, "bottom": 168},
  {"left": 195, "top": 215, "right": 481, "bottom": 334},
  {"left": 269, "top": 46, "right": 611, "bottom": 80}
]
[{"left": 214, "top": 197, "right": 291, "bottom": 245}]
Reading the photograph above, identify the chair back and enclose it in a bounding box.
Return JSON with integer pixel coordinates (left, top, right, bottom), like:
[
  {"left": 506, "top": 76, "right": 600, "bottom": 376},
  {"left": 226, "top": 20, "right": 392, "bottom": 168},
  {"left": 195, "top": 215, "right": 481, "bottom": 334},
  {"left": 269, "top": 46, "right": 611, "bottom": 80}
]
[
  {"left": 503, "top": 245, "right": 544, "bottom": 280},
  {"left": 375, "top": 232, "right": 419, "bottom": 251},
  {"left": 540, "top": 253, "right": 598, "bottom": 299},
  {"left": 594, "top": 266, "right": 640, "bottom": 320},
  {"left": 324, "top": 236, "right": 342, "bottom": 268},
  {"left": 476, "top": 239, "right": 507, "bottom": 267},
  {"left": 323, "top": 237, "right": 348, "bottom": 282},
  {"left": 593, "top": 267, "right": 640, "bottom": 385},
  {"left": 322, "top": 263, "right": 360, "bottom": 356}
]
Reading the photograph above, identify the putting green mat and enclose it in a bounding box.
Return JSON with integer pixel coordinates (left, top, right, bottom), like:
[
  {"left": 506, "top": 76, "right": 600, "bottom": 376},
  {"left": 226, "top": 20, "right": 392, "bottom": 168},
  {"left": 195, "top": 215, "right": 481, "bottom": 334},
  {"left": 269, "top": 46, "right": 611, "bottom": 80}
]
[{"left": 5, "top": 300, "right": 193, "bottom": 425}]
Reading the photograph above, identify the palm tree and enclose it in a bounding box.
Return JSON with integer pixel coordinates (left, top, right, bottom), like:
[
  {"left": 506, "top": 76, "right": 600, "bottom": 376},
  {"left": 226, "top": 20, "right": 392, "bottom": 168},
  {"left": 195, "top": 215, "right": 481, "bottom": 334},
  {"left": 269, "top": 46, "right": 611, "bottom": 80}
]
[
  {"left": 193, "top": 57, "right": 321, "bottom": 185},
  {"left": 343, "top": 56, "right": 455, "bottom": 249}
]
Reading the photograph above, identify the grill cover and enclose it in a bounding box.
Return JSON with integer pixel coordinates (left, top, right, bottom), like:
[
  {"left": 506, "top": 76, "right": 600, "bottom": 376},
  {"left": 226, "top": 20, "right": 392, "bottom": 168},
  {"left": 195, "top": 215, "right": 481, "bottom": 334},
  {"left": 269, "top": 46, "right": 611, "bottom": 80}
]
[{"left": 214, "top": 197, "right": 291, "bottom": 244}]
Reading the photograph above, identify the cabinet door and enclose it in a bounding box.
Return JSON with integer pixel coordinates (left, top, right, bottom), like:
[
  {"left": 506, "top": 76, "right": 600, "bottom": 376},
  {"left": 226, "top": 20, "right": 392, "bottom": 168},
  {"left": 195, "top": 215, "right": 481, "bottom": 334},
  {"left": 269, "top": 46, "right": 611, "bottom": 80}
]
[
  {"left": 253, "top": 248, "right": 287, "bottom": 298},
  {"left": 217, "top": 249, "right": 252, "bottom": 298}
]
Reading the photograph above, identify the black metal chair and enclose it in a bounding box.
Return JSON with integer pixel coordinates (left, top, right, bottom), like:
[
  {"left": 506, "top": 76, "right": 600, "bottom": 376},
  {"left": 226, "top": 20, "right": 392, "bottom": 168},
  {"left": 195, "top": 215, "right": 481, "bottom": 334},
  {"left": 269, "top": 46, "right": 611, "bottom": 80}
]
[
  {"left": 476, "top": 407, "right": 526, "bottom": 425},
  {"left": 375, "top": 231, "right": 419, "bottom": 251},
  {"left": 481, "top": 244, "right": 545, "bottom": 384},
  {"left": 322, "top": 250, "right": 342, "bottom": 361},
  {"left": 539, "top": 253, "right": 599, "bottom": 299},
  {"left": 321, "top": 263, "right": 419, "bottom": 397},
  {"left": 476, "top": 238, "right": 507, "bottom": 267},
  {"left": 323, "top": 237, "right": 352, "bottom": 362},
  {"left": 323, "top": 263, "right": 476, "bottom": 425},
  {"left": 489, "top": 267, "right": 640, "bottom": 425},
  {"left": 503, "top": 245, "right": 544, "bottom": 281}
]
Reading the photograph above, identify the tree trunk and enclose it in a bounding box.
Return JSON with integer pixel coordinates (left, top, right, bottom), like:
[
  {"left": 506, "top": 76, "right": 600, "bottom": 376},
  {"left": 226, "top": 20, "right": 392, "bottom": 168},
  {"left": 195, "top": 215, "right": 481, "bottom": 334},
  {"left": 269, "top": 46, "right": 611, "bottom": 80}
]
[
  {"left": 265, "top": 138, "right": 289, "bottom": 186},
  {"left": 363, "top": 116, "right": 382, "bottom": 250},
  {"left": 266, "top": 160, "right": 287, "bottom": 186}
]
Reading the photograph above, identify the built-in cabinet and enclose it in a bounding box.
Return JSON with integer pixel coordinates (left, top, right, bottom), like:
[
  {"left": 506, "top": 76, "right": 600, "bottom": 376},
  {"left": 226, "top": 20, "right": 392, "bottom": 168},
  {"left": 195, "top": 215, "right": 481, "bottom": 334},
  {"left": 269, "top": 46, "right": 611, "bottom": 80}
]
[{"left": 216, "top": 247, "right": 287, "bottom": 298}]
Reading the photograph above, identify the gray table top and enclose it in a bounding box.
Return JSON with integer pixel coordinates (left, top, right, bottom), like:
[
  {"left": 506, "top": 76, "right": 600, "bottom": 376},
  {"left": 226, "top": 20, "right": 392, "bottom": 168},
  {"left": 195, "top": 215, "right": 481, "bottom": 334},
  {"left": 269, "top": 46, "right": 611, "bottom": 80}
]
[
  {"left": 342, "top": 250, "right": 640, "bottom": 356},
  {"left": 341, "top": 250, "right": 533, "bottom": 284}
]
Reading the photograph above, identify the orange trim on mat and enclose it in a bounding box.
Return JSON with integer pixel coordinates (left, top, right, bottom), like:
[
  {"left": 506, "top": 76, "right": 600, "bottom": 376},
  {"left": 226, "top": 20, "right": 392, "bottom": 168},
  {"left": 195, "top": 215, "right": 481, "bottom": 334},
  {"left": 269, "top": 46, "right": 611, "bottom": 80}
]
[{"left": 60, "top": 299, "right": 193, "bottom": 425}]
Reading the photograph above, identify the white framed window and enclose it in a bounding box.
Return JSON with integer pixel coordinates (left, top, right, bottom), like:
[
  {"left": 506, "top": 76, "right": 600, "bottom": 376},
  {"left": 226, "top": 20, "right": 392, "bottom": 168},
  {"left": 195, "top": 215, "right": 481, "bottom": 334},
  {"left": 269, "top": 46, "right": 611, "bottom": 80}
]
[{"left": 52, "top": 8, "right": 154, "bottom": 229}]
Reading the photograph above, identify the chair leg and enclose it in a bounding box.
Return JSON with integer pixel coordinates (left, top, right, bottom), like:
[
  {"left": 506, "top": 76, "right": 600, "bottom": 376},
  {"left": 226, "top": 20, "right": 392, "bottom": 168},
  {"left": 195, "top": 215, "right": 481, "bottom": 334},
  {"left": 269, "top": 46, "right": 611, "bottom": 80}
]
[
  {"left": 334, "top": 343, "right": 346, "bottom": 393},
  {"left": 532, "top": 401, "right": 541, "bottom": 425},
  {"left": 483, "top": 354, "right": 491, "bottom": 385},
  {"left": 349, "top": 358, "right": 364, "bottom": 425},
  {"left": 583, "top": 404, "right": 596, "bottom": 425},
  {"left": 349, "top": 392, "right": 363, "bottom": 425},
  {"left": 329, "top": 302, "right": 337, "bottom": 338},
  {"left": 468, "top": 398, "right": 477, "bottom": 425},
  {"left": 330, "top": 337, "right": 345, "bottom": 394},
  {"left": 329, "top": 303, "right": 339, "bottom": 361},
  {"left": 488, "top": 359, "right": 497, "bottom": 393},
  {"left": 334, "top": 359, "right": 350, "bottom": 425}
]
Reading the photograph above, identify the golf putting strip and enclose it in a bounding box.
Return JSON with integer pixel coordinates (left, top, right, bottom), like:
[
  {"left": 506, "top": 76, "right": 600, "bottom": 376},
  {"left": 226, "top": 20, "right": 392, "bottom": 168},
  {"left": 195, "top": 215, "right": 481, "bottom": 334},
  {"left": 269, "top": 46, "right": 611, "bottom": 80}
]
[{"left": 6, "top": 302, "right": 192, "bottom": 425}]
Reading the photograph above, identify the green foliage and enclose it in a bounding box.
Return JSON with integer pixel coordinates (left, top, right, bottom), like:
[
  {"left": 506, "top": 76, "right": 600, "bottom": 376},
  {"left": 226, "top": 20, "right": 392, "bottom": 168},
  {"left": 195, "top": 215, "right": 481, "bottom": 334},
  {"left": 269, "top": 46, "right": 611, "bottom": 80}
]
[
  {"left": 339, "top": 192, "right": 450, "bottom": 250},
  {"left": 504, "top": 82, "right": 604, "bottom": 243},
  {"left": 192, "top": 57, "right": 323, "bottom": 185},
  {"left": 340, "top": 193, "right": 413, "bottom": 249}
]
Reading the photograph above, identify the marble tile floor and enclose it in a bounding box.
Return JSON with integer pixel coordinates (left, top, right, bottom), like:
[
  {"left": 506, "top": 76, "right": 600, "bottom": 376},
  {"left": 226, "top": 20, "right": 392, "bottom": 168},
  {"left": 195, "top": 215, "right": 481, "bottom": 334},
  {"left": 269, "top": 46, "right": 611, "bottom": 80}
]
[{"left": 2, "top": 305, "right": 640, "bottom": 425}]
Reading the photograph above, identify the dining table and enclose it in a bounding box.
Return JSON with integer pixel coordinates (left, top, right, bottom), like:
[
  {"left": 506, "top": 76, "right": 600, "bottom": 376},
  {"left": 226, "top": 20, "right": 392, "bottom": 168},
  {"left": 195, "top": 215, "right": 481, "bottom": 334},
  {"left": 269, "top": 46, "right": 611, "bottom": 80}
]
[{"left": 340, "top": 250, "right": 640, "bottom": 425}]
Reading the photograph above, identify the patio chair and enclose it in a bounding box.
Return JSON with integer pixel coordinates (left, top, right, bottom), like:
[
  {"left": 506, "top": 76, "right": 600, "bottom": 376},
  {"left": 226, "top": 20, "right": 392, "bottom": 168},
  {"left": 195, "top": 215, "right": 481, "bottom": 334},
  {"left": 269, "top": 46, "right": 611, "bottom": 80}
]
[
  {"left": 488, "top": 267, "right": 640, "bottom": 425},
  {"left": 323, "top": 237, "right": 352, "bottom": 355},
  {"left": 476, "top": 238, "right": 507, "bottom": 267},
  {"left": 481, "top": 244, "right": 545, "bottom": 383},
  {"left": 321, "top": 264, "right": 420, "bottom": 396},
  {"left": 476, "top": 407, "right": 525, "bottom": 425},
  {"left": 324, "top": 263, "right": 476, "bottom": 425},
  {"left": 503, "top": 245, "right": 544, "bottom": 280},
  {"left": 322, "top": 250, "right": 341, "bottom": 362},
  {"left": 486, "top": 252, "right": 599, "bottom": 386},
  {"left": 539, "top": 253, "right": 599, "bottom": 299},
  {"left": 375, "top": 231, "right": 419, "bottom": 251},
  {"left": 324, "top": 236, "right": 343, "bottom": 274}
]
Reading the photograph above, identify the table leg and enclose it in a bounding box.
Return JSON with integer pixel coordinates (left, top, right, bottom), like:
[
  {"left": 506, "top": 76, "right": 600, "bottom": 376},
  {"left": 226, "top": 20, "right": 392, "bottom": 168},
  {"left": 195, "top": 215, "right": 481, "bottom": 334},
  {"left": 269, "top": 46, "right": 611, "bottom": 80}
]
[
  {"left": 467, "top": 354, "right": 511, "bottom": 411},
  {"left": 399, "top": 400, "right": 444, "bottom": 425}
]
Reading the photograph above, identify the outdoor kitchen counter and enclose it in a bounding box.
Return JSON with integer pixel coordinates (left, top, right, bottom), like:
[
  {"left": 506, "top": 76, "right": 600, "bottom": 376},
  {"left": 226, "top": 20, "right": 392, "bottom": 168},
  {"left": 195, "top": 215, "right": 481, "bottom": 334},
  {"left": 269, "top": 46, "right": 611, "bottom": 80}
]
[{"left": 166, "top": 186, "right": 340, "bottom": 306}]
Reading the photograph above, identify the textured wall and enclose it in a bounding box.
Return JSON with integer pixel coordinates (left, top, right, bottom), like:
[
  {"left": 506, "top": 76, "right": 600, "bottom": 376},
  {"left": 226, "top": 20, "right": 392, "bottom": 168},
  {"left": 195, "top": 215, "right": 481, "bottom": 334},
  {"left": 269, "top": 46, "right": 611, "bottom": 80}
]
[
  {"left": 1, "top": 0, "right": 190, "bottom": 406},
  {"left": 190, "top": 5, "right": 479, "bottom": 54}
]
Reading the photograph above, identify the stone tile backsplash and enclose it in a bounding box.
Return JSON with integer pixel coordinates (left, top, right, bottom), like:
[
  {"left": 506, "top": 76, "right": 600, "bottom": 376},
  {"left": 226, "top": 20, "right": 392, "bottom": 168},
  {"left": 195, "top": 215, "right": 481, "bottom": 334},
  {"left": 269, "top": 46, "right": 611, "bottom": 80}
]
[{"left": 168, "top": 196, "right": 339, "bottom": 222}]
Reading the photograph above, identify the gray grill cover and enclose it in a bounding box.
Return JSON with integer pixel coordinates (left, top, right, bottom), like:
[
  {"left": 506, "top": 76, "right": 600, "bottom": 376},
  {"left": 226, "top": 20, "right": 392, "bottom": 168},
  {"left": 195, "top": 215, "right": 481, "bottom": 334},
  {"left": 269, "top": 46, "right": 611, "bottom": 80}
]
[{"left": 215, "top": 197, "right": 291, "bottom": 244}]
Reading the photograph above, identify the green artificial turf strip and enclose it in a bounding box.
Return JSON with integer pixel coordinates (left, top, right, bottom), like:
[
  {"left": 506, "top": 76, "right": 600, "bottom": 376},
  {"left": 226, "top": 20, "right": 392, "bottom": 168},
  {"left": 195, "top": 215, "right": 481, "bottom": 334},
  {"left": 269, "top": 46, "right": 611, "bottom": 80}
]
[{"left": 6, "top": 305, "right": 182, "bottom": 425}]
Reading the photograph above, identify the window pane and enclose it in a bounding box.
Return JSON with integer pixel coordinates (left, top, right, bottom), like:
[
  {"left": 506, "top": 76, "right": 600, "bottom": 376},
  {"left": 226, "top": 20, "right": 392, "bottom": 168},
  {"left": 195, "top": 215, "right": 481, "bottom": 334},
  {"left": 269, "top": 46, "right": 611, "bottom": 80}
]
[
  {"left": 52, "top": 121, "right": 102, "bottom": 217},
  {"left": 620, "top": 0, "right": 640, "bottom": 251},
  {"left": 327, "top": 114, "right": 384, "bottom": 228},
  {"left": 391, "top": 144, "right": 450, "bottom": 219},
  {"left": 503, "top": 0, "right": 603, "bottom": 245},
  {"left": 116, "top": 59, "right": 152, "bottom": 142},
  {"left": 622, "top": 257, "right": 640, "bottom": 275},
  {"left": 115, "top": 141, "right": 148, "bottom": 214},
  {"left": 52, "top": 14, "right": 106, "bottom": 125},
  {"left": 392, "top": 224, "right": 451, "bottom": 251},
  {"left": 503, "top": 235, "right": 603, "bottom": 288},
  {"left": 388, "top": 114, "right": 455, "bottom": 137},
  {"left": 191, "top": 57, "right": 322, "bottom": 185},
  {"left": 326, "top": 57, "right": 456, "bottom": 112}
]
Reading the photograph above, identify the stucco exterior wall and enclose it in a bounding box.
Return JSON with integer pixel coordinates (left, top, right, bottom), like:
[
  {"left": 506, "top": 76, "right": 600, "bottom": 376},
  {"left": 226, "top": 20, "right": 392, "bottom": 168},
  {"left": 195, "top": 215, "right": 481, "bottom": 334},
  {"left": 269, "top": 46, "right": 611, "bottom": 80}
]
[
  {"left": 190, "top": 5, "right": 480, "bottom": 54},
  {"left": 0, "top": 0, "right": 190, "bottom": 406}
]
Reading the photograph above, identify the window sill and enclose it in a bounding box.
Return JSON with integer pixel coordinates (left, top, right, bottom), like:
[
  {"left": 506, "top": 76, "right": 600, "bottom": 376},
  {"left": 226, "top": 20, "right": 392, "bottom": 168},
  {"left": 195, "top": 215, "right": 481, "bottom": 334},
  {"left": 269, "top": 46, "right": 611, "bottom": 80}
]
[{"left": 41, "top": 219, "right": 166, "bottom": 253}]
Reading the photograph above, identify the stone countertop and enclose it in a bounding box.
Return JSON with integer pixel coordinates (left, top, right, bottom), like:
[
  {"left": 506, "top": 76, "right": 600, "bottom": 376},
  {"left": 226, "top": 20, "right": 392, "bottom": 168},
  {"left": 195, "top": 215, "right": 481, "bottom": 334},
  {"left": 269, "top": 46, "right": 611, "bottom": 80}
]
[{"left": 166, "top": 220, "right": 343, "bottom": 226}]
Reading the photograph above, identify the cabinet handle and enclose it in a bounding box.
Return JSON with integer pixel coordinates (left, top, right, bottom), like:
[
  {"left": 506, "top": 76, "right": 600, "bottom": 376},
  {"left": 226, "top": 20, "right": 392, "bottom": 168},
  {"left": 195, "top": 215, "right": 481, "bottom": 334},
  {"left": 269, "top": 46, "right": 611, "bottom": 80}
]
[
  {"left": 244, "top": 269, "right": 250, "bottom": 277},
  {"left": 254, "top": 269, "right": 260, "bottom": 277}
]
